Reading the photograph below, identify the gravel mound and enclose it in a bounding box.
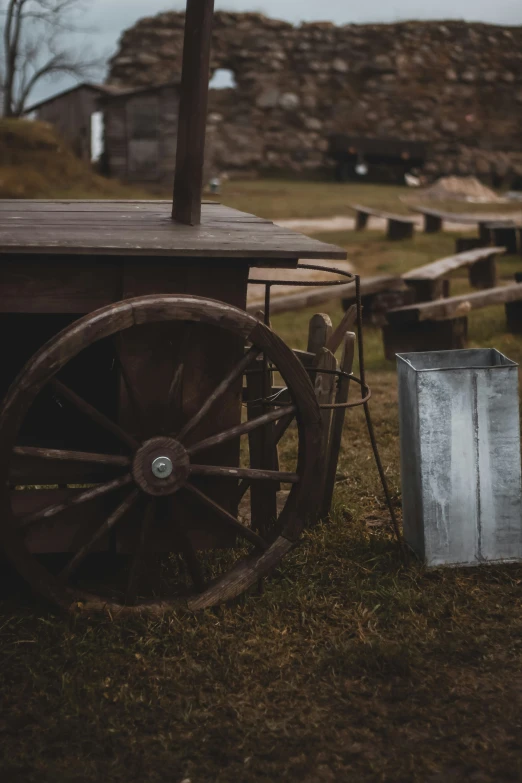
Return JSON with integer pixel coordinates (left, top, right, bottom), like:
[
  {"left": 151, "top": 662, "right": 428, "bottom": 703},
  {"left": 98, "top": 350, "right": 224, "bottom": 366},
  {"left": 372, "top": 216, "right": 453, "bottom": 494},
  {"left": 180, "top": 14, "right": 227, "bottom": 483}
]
[{"left": 422, "top": 176, "right": 502, "bottom": 203}]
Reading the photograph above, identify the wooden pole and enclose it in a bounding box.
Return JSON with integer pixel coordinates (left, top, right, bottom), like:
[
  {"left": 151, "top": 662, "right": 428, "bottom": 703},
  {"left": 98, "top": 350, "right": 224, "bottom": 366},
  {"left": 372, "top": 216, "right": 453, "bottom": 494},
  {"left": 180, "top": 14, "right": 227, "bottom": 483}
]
[{"left": 172, "top": 0, "right": 215, "bottom": 225}]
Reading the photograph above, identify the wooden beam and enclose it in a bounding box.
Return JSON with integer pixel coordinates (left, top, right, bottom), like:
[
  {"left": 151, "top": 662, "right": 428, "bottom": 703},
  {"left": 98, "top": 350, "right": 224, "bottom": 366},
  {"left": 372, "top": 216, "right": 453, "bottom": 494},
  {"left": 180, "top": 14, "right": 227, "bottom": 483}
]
[
  {"left": 349, "top": 204, "right": 416, "bottom": 224},
  {"left": 387, "top": 283, "right": 522, "bottom": 324},
  {"left": 402, "top": 247, "right": 505, "bottom": 281},
  {"left": 172, "top": 0, "right": 215, "bottom": 226}
]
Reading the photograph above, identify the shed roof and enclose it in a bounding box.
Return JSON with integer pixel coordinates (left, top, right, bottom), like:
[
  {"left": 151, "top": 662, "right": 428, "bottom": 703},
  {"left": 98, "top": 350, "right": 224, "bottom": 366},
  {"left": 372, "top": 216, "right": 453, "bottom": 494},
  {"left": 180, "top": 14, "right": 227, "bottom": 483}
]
[{"left": 25, "top": 82, "right": 126, "bottom": 113}]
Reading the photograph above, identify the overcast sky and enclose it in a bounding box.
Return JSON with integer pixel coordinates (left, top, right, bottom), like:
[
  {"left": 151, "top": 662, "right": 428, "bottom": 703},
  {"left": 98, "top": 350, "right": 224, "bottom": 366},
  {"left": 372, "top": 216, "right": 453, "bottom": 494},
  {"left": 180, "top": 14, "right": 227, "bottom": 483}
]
[{"left": 30, "top": 0, "right": 522, "bottom": 104}]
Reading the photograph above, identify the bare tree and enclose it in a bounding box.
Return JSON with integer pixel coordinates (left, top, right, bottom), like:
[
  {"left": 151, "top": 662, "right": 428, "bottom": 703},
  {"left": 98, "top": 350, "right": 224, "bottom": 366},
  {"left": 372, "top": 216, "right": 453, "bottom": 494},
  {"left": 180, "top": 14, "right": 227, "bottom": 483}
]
[{"left": 1, "top": 0, "right": 100, "bottom": 117}]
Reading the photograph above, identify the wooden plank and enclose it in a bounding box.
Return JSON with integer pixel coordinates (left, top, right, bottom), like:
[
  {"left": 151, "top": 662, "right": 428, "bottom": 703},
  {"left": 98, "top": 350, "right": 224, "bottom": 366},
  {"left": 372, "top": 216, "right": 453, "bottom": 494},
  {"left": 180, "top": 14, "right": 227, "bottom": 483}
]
[
  {"left": 172, "top": 0, "right": 215, "bottom": 225},
  {"left": 307, "top": 313, "right": 332, "bottom": 399},
  {"left": 402, "top": 247, "right": 506, "bottom": 281},
  {"left": 0, "top": 213, "right": 270, "bottom": 225},
  {"left": 313, "top": 348, "right": 337, "bottom": 516},
  {"left": 0, "top": 260, "right": 120, "bottom": 313},
  {"left": 307, "top": 313, "right": 333, "bottom": 355},
  {"left": 387, "top": 283, "right": 522, "bottom": 324},
  {"left": 408, "top": 205, "right": 518, "bottom": 226},
  {"left": 0, "top": 202, "right": 347, "bottom": 261},
  {"left": 486, "top": 224, "right": 519, "bottom": 254},
  {"left": 326, "top": 306, "right": 357, "bottom": 354},
  {"left": 306, "top": 315, "right": 333, "bottom": 516},
  {"left": 321, "top": 333, "right": 355, "bottom": 519},
  {"left": 0, "top": 212, "right": 346, "bottom": 261}
]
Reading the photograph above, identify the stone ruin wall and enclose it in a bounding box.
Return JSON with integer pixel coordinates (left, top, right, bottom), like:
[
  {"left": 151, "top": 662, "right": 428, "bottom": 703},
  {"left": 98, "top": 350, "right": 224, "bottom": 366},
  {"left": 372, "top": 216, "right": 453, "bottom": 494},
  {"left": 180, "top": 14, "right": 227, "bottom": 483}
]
[{"left": 108, "top": 12, "right": 522, "bottom": 182}]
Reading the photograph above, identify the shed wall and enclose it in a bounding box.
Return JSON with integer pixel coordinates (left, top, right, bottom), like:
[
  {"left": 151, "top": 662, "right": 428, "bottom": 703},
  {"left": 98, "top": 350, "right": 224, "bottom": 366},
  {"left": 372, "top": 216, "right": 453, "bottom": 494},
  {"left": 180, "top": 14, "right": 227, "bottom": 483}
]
[
  {"left": 103, "top": 86, "right": 179, "bottom": 185},
  {"left": 36, "top": 88, "right": 99, "bottom": 162}
]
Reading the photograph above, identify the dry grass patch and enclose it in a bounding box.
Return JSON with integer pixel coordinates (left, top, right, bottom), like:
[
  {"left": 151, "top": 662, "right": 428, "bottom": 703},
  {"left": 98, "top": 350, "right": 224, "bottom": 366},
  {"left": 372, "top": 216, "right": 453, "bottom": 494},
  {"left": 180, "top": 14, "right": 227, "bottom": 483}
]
[{"left": 0, "top": 119, "right": 162, "bottom": 200}]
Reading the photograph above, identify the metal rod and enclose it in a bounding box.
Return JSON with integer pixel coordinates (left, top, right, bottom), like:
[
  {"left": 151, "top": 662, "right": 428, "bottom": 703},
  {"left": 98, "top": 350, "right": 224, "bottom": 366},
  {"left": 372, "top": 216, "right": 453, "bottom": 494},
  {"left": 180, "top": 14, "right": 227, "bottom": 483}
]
[
  {"left": 264, "top": 283, "right": 271, "bottom": 326},
  {"left": 355, "top": 275, "right": 404, "bottom": 551}
]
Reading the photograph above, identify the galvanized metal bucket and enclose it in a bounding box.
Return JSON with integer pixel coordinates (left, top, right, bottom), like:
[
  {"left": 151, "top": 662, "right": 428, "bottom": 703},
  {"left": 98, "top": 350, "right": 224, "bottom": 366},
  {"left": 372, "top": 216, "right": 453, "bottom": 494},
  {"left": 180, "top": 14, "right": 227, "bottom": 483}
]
[{"left": 397, "top": 349, "right": 522, "bottom": 567}]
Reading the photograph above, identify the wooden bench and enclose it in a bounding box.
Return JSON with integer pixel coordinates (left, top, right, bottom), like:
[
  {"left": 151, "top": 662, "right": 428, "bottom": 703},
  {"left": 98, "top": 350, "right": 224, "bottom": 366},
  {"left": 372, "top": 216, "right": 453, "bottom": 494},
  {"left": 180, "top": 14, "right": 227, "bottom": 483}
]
[
  {"left": 349, "top": 204, "right": 416, "bottom": 240},
  {"left": 247, "top": 280, "right": 357, "bottom": 316},
  {"left": 402, "top": 246, "right": 505, "bottom": 302},
  {"left": 409, "top": 205, "right": 492, "bottom": 239},
  {"left": 485, "top": 221, "right": 521, "bottom": 255},
  {"left": 455, "top": 237, "right": 488, "bottom": 253},
  {"left": 382, "top": 283, "right": 522, "bottom": 359},
  {"left": 248, "top": 274, "right": 411, "bottom": 322},
  {"left": 341, "top": 274, "right": 414, "bottom": 326}
]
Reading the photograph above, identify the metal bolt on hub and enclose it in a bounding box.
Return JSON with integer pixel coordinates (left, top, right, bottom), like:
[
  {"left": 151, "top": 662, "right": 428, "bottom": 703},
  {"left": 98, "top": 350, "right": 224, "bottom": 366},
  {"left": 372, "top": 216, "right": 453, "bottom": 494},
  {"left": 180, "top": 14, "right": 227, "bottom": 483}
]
[{"left": 151, "top": 456, "right": 173, "bottom": 479}]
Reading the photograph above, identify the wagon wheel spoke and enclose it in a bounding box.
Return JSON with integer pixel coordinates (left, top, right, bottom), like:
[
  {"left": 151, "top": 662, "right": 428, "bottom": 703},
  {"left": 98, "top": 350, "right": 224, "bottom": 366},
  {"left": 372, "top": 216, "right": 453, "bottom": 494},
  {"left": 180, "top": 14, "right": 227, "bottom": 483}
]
[
  {"left": 237, "top": 411, "right": 296, "bottom": 501},
  {"left": 51, "top": 379, "right": 139, "bottom": 451},
  {"left": 112, "top": 335, "right": 146, "bottom": 437},
  {"left": 163, "top": 363, "right": 184, "bottom": 433},
  {"left": 13, "top": 446, "right": 130, "bottom": 467},
  {"left": 190, "top": 465, "right": 299, "bottom": 483},
  {"left": 187, "top": 404, "right": 295, "bottom": 458},
  {"left": 183, "top": 482, "right": 267, "bottom": 551},
  {"left": 17, "top": 474, "right": 134, "bottom": 530},
  {"left": 59, "top": 488, "right": 141, "bottom": 583},
  {"left": 125, "top": 498, "right": 156, "bottom": 604},
  {"left": 177, "top": 346, "right": 261, "bottom": 442}
]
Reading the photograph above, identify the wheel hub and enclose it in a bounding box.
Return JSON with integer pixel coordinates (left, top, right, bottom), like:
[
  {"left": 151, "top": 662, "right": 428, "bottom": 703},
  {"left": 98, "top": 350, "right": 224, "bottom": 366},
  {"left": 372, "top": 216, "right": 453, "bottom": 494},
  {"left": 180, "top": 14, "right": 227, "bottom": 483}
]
[{"left": 132, "top": 437, "right": 190, "bottom": 496}]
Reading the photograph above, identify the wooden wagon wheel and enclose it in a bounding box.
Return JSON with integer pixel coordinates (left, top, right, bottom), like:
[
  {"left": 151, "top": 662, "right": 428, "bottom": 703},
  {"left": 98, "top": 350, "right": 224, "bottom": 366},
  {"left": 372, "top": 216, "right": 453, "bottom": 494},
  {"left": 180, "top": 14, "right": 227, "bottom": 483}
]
[{"left": 0, "top": 295, "right": 321, "bottom": 613}]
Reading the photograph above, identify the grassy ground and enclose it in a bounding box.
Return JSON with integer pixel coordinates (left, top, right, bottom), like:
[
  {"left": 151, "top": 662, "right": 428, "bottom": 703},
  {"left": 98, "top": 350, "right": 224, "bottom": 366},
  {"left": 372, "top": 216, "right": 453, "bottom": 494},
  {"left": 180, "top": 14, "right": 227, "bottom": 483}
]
[
  {"left": 2, "top": 174, "right": 522, "bottom": 781},
  {"left": 2, "top": 255, "right": 522, "bottom": 782},
  {"left": 220, "top": 178, "right": 522, "bottom": 221},
  {"left": 0, "top": 120, "right": 156, "bottom": 200}
]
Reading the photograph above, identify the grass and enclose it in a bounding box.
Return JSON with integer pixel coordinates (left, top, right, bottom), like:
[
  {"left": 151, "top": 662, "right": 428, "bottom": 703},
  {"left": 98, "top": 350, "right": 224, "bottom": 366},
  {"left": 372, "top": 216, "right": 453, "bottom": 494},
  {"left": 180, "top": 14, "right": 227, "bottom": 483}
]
[
  {"left": 221, "top": 179, "right": 412, "bottom": 219},
  {"left": 220, "top": 177, "right": 522, "bottom": 221},
  {"left": 2, "top": 174, "right": 522, "bottom": 781},
  {"left": 0, "top": 119, "right": 159, "bottom": 200}
]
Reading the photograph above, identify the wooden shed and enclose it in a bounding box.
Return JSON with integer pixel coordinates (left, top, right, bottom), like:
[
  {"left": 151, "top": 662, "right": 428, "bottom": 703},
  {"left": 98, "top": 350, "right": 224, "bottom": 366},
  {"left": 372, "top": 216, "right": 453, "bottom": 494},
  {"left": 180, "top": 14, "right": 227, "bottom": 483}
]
[
  {"left": 100, "top": 81, "right": 182, "bottom": 185},
  {"left": 26, "top": 83, "right": 121, "bottom": 163}
]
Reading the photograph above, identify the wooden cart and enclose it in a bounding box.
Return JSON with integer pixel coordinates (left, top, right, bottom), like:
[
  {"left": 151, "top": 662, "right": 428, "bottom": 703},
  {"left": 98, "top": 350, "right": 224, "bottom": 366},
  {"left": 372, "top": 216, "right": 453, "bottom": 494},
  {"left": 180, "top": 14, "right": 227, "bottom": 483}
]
[{"left": 0, "top": 2, "right": 350, "bottom": 612}]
